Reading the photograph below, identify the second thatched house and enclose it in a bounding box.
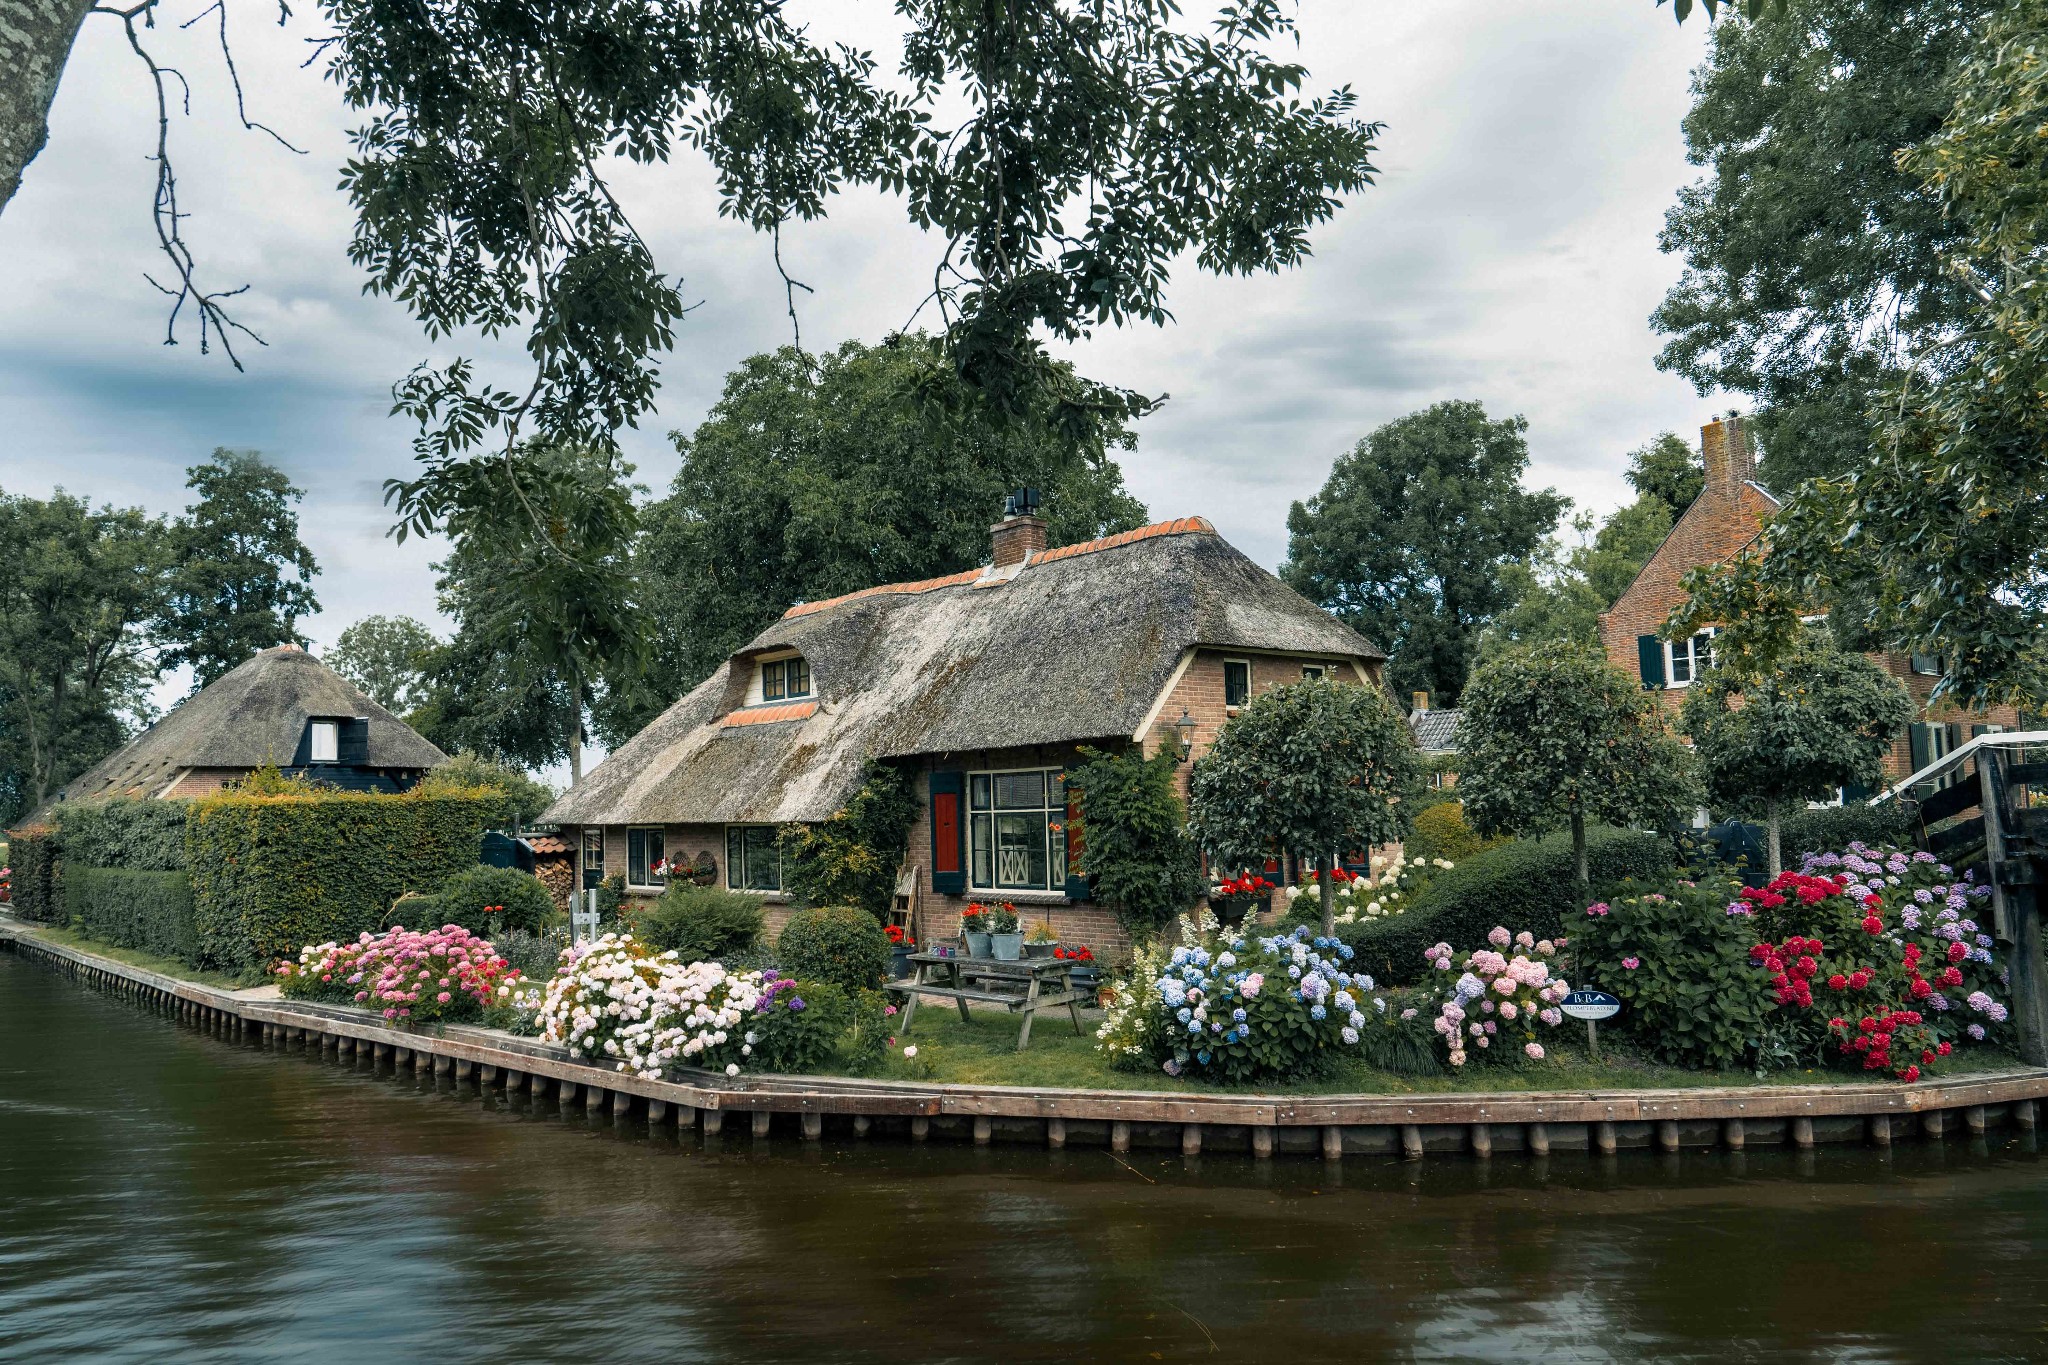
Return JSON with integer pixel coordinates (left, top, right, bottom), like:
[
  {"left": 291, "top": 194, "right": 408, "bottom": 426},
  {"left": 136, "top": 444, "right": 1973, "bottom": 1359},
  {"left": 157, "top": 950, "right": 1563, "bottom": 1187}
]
[{"left": 543, "top": 507, "right": 1385, "bottom": 956}]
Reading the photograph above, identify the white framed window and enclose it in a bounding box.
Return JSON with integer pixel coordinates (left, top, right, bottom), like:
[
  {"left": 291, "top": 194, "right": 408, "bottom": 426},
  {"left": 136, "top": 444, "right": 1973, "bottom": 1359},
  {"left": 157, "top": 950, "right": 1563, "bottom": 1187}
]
[
  {"left": 581, "top": 829, "right": 605, "bottom": 887},
  {"left": 626, "top": 826, "right": 667, "bottom": 890},
  {"left": 1909, "top": 652, "right": 1943, "bottom": 677},
  {"left": 968, "top": 767, "right": 1069, "bottom": 893},
  {"left": 726, "top": 825, "right": 782, "bottom": 892},
  {"left": 1223, "top": 658, "right": 1251, "bottom": 709},
  {"left": 1301, "top": 663, "right": 1327, "bottom": 681},
  {"left": 761, "top": 656, "right": 811, "bottom": 702},
  {"left": 1664, "top": 630, "right": 1719, "bottom": 687},
  {"left": 309, "top": 720, "right": 339, "bottom": 763}
]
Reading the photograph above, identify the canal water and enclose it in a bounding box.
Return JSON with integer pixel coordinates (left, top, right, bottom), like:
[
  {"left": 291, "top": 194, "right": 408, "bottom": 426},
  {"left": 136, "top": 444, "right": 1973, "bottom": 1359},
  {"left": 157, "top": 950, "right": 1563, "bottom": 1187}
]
[{"left": 8, "top": 952, "right": 2048, "bottom": 1363}]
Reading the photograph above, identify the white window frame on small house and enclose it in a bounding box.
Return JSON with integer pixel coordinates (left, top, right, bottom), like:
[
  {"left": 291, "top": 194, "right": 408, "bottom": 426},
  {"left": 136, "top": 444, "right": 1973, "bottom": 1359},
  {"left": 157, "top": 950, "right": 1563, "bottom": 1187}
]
[
  {"left": 967, "top": 766, "right": 1069, "bottom": 894},
  {"left": 581, "top": 828, "right": 605, "bottom": 886},
  {"left": 1301, "top": 663, "right": 1328, "bottom": 681},
  {"left": 1223, "top": 657, "right": 1252, "bottom": 711},
  {"left": 309, "top": 720, "right": 339, "bottom": 763},
  {"left": 1664, "top": 629, "right": 1719, "bottom": 687},
  {"left": 626, "top": 826, "right": 667, "bottom": 891},
  {"left": 725, "top": 824, "right": 783, "bottom": 893},
  {"left": 755, "top": 652, "right": 812, "bottom": 704}
]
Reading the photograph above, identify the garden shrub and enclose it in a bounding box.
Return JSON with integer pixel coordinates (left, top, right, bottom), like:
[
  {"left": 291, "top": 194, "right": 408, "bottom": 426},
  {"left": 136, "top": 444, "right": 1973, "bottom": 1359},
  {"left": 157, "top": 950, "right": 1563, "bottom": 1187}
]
[
  {"left": 1572, "top": 877, "right": 1772, "bottom": 1070},
  {"left": 746, "top": 975, "right": 847, "bottom": 1073},
  {"left": 777, "top": 904, "right": 889, "bottom": 994},
  {"left": 536, "top": 935, "right": 764, "bottom": 1077},
  {"left": 437, "top": 864, "right": 556, "bottom": 936},
  {"left": 8, "top": 827, "right": 61, "bottom": 923},
  {"left": 780, "top": 761, "right": 920, "bottom": 918},
  {"left": 636, "top": 883, "right": 765, "bottom": 962},
  {"left": 1276, "top": 851, "right": 1446, "bottom": 933},
  {"left": 491, "top": 926, "right": 569, "bottom": 982},
  {"left": 1067, "top": 745, "right": 1205, "bottom": 938},
  {"left": 54, "top": 798, "right": 191, "bottom": 871},
  {"left": 1404, "top": 801, "right": 1498, "bottom": 864},
  {"left": 1419, "top": 928, "right": 1572, "bottom": 1068},
  {"left": 1144, "top": 924, "right": 1381, "bottom": 1082},
  {"left": 65, "top": 867, "right": 197, "bottom": 961},
  {"left": 276, "top": 925, "right": 520, "bottom": 1023},
  {"left": 1781, "top": 802, "right": 1911, "bottom": 860},
  {"left": 185, "top": 785, "right": 497, "bottom": 971},
  {"left": 1345, "top": 827, "right": 1674, "bottom": 985},
  {"left": 387, "top": 891, "right": 445, "bottom": 926}
]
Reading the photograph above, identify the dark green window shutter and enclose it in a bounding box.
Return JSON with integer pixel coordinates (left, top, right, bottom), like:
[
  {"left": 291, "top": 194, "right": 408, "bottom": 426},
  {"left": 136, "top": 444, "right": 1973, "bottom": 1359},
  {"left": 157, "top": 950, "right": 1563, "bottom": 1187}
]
[
  {"left": 1636, "top": 634, "right": 1665, "bottom": 689},
  {"left": 929, "top": 770, "right": 966, "bottom": 895},
  {"left": 1908, "top": 723, "right": 1932, "bottom": 772}
]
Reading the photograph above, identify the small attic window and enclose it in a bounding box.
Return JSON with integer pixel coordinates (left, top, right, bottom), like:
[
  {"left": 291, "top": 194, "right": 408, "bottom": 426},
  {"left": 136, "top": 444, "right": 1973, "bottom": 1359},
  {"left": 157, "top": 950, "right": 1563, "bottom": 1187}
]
[
  {"left": 309, "top": 720, "right": 339, "bottom": 763},
  {"left": 762, "top": 656, "right": 811, "bottom": 702}
]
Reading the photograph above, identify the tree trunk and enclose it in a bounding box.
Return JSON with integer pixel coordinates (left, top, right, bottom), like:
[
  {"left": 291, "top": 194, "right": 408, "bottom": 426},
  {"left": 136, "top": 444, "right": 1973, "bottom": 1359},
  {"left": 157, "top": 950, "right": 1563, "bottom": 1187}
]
[
  {"left": 1767, "top": 798, "right": 1782, "bottom": 879},
  {"left": 1317, "top": 852, "right": 1335, "bottom": 939},
  {"left": 567, "top": 675, "right": 584, "bottom": 786},
  {"left": 0, "top": 0, "right": 95, "bottom": 219},
  {"left": 1570, "top": 808, "right": 1589, "bottom": 903}
]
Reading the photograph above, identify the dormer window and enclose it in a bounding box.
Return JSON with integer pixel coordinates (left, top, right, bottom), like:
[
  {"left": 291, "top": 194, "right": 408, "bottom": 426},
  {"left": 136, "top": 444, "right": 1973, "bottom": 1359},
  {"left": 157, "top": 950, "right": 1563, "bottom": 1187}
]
[
  {"left": 761, "top": 655, "right": 811, "bottom": 702},
  {"left": 309, "top": 720, "right": 339, "bottom": 763}
]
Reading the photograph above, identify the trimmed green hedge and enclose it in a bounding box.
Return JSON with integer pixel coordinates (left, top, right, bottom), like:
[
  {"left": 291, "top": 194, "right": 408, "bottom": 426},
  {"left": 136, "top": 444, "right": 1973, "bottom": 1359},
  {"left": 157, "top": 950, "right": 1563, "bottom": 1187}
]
[
  {"left": 8, "top": 827, "right": 61, "bottom": 923},
  {"left": 1346, "top": 827, "right": 1675, "bottom": 985},
  {"left": 66, "top": 867, "right": 197, "bottom": 960},
  {"left": 54, "top": 798, "right": 190, "bottom": 871},
  {"left": 778, "top": 904, "right": 890, "bottom": 994},
  {"left": 637, "top": 883, "right": 764, "bottom": 962},
  {"left": 1781, "top": 802, "right": 1912, "bottom": 860},
  {"left": 186, "top": 787, "right": 497, "bottom": 970},
  {"left": 437, "top": 864, "right": 556, "bottom": 936}
]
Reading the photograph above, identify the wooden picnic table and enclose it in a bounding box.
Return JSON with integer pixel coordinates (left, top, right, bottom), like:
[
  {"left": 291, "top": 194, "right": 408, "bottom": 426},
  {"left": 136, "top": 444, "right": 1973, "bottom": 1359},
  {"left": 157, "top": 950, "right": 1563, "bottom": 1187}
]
[{"left": 887, "top": 951, "right": 1087, "bottom": 1051}]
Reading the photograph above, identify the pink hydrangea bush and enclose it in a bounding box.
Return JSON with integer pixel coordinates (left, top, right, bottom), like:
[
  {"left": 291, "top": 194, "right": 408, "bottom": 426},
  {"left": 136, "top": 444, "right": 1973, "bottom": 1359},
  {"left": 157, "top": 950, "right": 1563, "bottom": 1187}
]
[
  {"left": 276, "top": 924, "right": 519, "bottom": 1025},
  {"left": 1421, "top": 926, "right": 1568, "bottom": 1068}
]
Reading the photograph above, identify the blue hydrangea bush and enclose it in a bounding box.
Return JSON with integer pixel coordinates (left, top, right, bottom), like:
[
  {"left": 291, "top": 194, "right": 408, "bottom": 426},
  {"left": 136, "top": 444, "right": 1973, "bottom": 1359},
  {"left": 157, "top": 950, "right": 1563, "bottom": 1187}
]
[{"left": 1148, "top": 923, "right": 1380, "bottom": 1083}]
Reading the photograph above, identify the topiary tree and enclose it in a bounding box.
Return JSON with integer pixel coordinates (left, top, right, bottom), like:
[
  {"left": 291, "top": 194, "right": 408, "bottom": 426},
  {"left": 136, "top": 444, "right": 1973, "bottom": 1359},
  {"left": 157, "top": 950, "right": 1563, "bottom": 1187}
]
[
  {"left": 1188, "top": 677, "right": 1423, "bottom": 937},
  {"left": 1066, "top": 745, "right": 1206, "bottom": 940},
  {"left": 777, "top": 904, "right": 890, "bottom": 995},
  {"left": 1679, "top": 624, "right": 1914, "bottom": 876},
  {"left": 437, "top": 864, "right": 557, "bottom": 936},
  {"left": 1457, "top": 641, "right": 1699, "bottom": 899}
]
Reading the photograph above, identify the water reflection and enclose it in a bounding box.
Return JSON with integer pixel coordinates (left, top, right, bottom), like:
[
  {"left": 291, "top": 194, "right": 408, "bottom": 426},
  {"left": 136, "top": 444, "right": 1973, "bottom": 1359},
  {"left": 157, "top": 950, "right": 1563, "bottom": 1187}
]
[{"left": 5, "top": 952, "right": 2048, "bottom": 1363}]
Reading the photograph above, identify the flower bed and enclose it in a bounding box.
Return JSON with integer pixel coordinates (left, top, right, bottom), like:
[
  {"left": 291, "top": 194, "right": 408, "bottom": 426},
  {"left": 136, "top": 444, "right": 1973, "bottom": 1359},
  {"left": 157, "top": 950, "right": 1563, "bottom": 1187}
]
[
  {"left": 1421, "top": 928, "right": 1570, "bottom": 1068},
  {"left": 276, "top": 924, "right": 521, "bottom": 1024},
  {"left": 1278, "top": 851, "right": 1450, "bottom": 929}
]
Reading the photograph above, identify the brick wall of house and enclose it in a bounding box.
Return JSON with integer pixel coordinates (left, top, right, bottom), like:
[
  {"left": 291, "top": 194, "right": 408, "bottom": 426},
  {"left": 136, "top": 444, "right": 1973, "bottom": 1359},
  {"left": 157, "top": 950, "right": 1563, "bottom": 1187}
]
[
  {"left": 1598, "top": 418, "right": 2019, "bottom": 779},
  {"left": 163, "top": 768, "right": 254, "bottom": 798},
  {"left": 575, "top": 820, "right": 794, "bottom": 927}
]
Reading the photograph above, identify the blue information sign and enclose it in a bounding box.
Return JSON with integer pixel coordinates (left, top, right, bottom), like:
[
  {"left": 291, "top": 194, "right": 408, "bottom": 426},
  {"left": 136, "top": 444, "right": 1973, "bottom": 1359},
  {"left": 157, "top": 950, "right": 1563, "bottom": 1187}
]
[{"left": 1561, "top": 989, "right": 1620, "bottom": 1022}]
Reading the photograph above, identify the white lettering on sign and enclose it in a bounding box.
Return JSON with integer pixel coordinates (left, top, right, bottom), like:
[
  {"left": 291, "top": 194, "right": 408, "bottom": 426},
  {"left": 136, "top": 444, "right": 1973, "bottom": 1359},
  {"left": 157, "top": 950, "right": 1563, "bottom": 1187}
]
[{"left": 1561, "top": 990, "right": 1620, "bottom": 1022}]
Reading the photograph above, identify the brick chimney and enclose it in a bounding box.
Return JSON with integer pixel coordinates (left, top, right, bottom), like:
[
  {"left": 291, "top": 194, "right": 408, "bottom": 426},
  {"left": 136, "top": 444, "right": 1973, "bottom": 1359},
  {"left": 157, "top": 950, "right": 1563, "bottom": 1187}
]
[
  {"left": 1411, "top": 691, "right": 1429, "bottom": 713},
  {"left": 1701, "top": 415, "right": 1756, "bottom": 493},
  {"left": 990, "top": 512, "right": 1048, "bottom": 568}
]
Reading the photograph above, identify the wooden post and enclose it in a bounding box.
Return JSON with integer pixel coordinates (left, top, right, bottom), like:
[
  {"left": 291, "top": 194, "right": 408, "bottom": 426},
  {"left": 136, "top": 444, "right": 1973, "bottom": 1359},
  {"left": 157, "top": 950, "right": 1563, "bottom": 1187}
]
[
  {"left": 802, "top": 1112, "right": 823, "bottom": 1141},
  {"left": 1595, "top": 1121, "right": 1617, "bottom": 1157},
  {"left": 1252, "top": 1126, "right": 1275, "bottom": 1159},
  {"left": 2019, "top": 1100, "right": 2038, "bottom": 1131},
  {"left": 1469, "top": 1124, "right": 1492, "bottom": 1159},
  {"left": 1322, "top": 1126, "right": 1344, "bottom": 1161},
  {"left": 1966, "top": 1105, "right": 1987, "bottom": 1137},
  {"left": 853, "top": 1114, "right": 872, "bottom": 1139},
  {"left": 704, "top": 1110, "right": 725, "bottom": 1136},
  {"left": 1792, "top": 1116, "right": 1815, "bottom": 1149},
  {"left": 973, "top": 1116, "right": 993, "bottom": 1146},
  {"left": 1527, "top": 1123, "right": 1549, "bottom": 1157},
  {"left": 1982, "top": 751, "right": 2048, "bottom": 1065},
  {"left": 1657, "top": 1120, "right": 1679, "bottom": 1153},
  {"left": 611, "top": 1090, "right": 631, "bottom": 1119},
  {"left": 1869, "top": 1114, "right": 1892, "bottom": 1147},
  {"left": 1401, "top": 1124, "right": 1423, "bottom": 1161},
  {"left": 455, "top": 1058, "right": 474, "bottom": 1081},
  {"left": 912, "top": 1116, "right": 931, "bottom": 1142},
  {"left": 1724, "top": 1118, "right": 1745, "bottom": 1151},
  {"left": 1924, "top": 1110, "right": 1946, "bottom": 1141},
  {"left": 1046, "top": 1118, "right": 1065, "bottom": 1149},
  {"left": 1110, "top": 1121, "right": 1130, "bottom": 1153},
  {"left": 1181, "top": 1124, "right": 1202, "bottom": 1157},
  {"left": 752, "top": 1111, "right": 772, "bottom": 1138},
  {"left": 648, "top": 1099, "right": 669, "bottom": 1126}
]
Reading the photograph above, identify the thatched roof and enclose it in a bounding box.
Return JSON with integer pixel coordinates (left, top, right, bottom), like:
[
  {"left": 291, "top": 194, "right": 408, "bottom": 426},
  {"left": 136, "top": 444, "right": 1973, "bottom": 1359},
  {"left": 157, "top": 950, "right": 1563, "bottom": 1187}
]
[
  {"left": 547, "top": 517, "right": 1382, "bottom": 827},
  {"left": 42, "top": 646, "right": 446, "bottom": 811}
]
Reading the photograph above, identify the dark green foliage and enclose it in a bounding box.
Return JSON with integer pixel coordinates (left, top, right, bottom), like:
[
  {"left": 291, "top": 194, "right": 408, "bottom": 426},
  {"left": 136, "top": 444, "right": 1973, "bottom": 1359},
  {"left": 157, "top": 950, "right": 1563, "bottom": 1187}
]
[
  {"left": 326, "top": 614, "right": 440, "bottom": 716},
  {"left": 66, "top": 867, "right": 197, "bottom": 961},
  {"left": 780, "top": 761, "right": 921, "bottom": 919},
  {"left": 1653, "top": 0, "right": 1990, "bottom": 487},
  {"left": 437, "top": 864, "right": 557, "bottom": 936},
  {"left": 491, "top": 927, "right": 570, "bottom": 983},
  {"left": 1345, "top": 828, "right": 1675, "bottom": 985},
  {"left": 776, "top": 905, "right": 890, "bottom": 995},
  {"left": 1404, "top": 802, "right": 1496, "bottom": 865},
  {"left": 1484, "top": 497, "right": 1674, "bottom": 656},
  {"left": 1781, "top": 802, "right": 1913, "bottom": 859},
  {"left": 747, "top": 980, "right": 848, "bottom": 1074},
  {"left": 8, "top": 827, "right": 61, "bottom": 923},
  {"left": 637, "top": 884, "right": 765, "bottom": 963},
  {"left": 1067, "top": 746, "right": 1204, "bottom": 938},
  {"left": 1283, "top": 400, "right": 1567, "bottom": 705},
  {"left": 838, "top": 990, "right": 894, "bottom": 1075},
  {"left": 387, "top": 893, "right": 446, "bottom": 928},
  {"left": 184, "top": 787, "right": 497, "bottom": 970},
  {"left": 415, "top": 753, "right": 558, "bottom": 829},
  {"left": 161, "top": 450, "right": 320, "bottom": 688},
  {"left": 607, "top": 341, "right": 1151, "bottom": 719},
  {"left": 52, "top": 798, "right": 189, "bottom": 871},
  {"left": 1624, "top": 432, "right": 1705, "bottom": 523},
  {"left": 1572, "top": 879, "right": 1773, "bottom": 1070}
]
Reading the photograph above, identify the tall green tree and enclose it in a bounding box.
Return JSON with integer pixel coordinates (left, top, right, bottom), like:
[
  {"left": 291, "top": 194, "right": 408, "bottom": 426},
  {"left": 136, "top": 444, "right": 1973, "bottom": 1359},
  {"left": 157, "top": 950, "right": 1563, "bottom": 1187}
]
[
  {"left": 0, "top": 489, "right": 171, "bottom": 823},
  {"left": 1652, "top": 0, "right": 1993, "bottom": 488},
  {"left": 1485, "top": 497, "right": 1674, "bottom": 655},
  {"left": 1187, "top": 678, "right": 1423, "bottom": 937},
  {"left": 1680, "top": 627, "right": 1913, "bottom": 875},
  {"left": 326, "top": 615, "right": 441, "bottom": 717},
  {"left": 1456, "top": 642, "right": 1699, "bottom": 896},
  {"left": 611, "top": 337, "right": 1148, "bottom": 731},
  {"left": 1283, "top": 400, "right": 1566, "bottom": 706},
  {"left": 160, "top": 449, "right": 320, "bottom": 687},
  {"left": 427, "top": 445, "right": 642, "bottom": 783},
  {"left": 1624, "top": 432, "right": 1705, "bottom": 521}
]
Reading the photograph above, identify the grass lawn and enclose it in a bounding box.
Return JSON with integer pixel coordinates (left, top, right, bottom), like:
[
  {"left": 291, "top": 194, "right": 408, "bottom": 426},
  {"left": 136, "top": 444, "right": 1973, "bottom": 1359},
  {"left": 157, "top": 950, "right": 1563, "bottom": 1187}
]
[
  {"left": 17, "top": 923, "right": 270, "bottom": 992},
  {"left": 820, "top": 1000, "right": 2025, "bottom": 1095}
]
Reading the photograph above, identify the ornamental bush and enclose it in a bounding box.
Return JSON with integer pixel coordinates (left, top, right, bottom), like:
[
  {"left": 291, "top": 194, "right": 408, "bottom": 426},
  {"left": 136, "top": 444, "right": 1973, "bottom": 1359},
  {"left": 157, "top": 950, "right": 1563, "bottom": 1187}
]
[
  {"left": 778, "top": 904, "right": 890, "bottom": 995},
  {"left": 8, "top": 827, "right": 62, "bottom": 923},
  {"left": 746, "top": 974, "right": 846, "bottom": 1073},
  {"left": 54, "top": 798, "right": 191, "bottom": 871},
  {"left": 536, "top": 934, "right": 763, "bottom": 1078},
  {"left": 65, "top": 867, "right": 198, "bottom": 961},
  {"left": 1404, "top": 801, "right": 1498, "bottom": 864},
  {"left": 1572, "top": 878, "right": 1773, "bottom": 1070},
  {"left": 1345, "top": 827, "right": 1673, "bottom": 986},
  {"left": 438, "top": 864, "right": 557, "bottom": 936},
  {"left": 637, "top": 883, "right": 765, "bottom": 962},
  {"left": 1276, "top": 851, "right": 1448, "bottom": 933},
  {"left": 1418, "top": 927, "right": 1571, "bottom": 1068},
  {"left": 276, "top": 924, "right": 521, "bottom": 1024},
  {"left": 1147, "top": 922, "right": 1380, "bottom": 1083},
  {"left": 1780, "top": 802, "right": 1911, "bottom": 861}
]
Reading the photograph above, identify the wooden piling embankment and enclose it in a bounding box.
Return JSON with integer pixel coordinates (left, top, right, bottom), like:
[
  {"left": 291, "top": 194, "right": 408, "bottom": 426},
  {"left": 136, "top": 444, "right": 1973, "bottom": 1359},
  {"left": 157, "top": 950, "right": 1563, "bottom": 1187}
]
[{"left": 8, "top": 916, "right": 2048, "bottom": 1160}]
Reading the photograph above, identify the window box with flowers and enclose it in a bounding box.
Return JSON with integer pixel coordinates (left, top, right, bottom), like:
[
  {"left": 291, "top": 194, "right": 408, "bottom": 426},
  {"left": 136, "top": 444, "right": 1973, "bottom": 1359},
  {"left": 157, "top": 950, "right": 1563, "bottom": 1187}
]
[{"left": 1208, "top": 873, "right": 1275, "bottom": 927}]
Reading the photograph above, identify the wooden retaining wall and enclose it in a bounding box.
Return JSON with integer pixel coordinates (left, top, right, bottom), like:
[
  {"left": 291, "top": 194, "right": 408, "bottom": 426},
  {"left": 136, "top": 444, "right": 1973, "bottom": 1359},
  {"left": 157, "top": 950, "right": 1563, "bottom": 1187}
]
[{"left": 8, "top": 919, "right": 2048, "bottom": 1160}]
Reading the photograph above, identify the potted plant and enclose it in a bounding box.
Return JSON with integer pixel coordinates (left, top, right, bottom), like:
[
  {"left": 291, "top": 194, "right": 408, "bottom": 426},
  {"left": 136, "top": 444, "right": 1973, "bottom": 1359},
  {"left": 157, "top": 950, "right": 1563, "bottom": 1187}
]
[
  {"left": 1055, "top": 945, "right": 1102, "bottom": 999},
  {"left": 988, "top": 901, "right": 1024, "bottom": 960},
  {"left": 1208, "top": 873, "right": 1276, "bottom": 927},
  {"left": 1023, "top": 918, "right": 1060, "bottom": 959},
  {"left": 885, "top": 923, "right": 917, "bottom": 978},
  {"left": 961, "top": 903, "right": 993, "bottom": 958}
]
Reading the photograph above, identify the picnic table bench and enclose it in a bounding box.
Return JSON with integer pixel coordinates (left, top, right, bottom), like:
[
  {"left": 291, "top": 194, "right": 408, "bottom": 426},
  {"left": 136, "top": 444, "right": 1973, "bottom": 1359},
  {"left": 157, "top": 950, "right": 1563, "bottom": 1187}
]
[{"left": 886, "top": 951, "right": 1087, "bottom": 1051}]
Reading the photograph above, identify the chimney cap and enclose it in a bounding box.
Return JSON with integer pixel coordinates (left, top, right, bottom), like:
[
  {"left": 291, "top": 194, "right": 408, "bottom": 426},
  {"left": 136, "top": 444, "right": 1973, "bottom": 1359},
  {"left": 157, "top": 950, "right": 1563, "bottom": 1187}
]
[{"left": 1003, "top": 487, "right": 1042, "bottom": 519}]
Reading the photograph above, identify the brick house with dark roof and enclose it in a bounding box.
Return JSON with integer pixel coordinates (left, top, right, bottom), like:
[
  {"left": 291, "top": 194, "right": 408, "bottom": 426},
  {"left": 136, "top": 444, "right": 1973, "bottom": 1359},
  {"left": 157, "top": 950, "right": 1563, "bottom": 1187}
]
[
  {"left": 543, "top": 509, "right": 1387, "bottom": 959},
  {"left": 1598, "top": 417, "right": 2018, "bottom": 786}
]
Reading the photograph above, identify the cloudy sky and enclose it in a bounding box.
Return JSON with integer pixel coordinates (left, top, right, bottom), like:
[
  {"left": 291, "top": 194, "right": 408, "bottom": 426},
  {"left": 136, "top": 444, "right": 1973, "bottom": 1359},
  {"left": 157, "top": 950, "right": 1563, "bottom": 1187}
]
[{"left": 2, "top": 2, "right": 1715, "bottom": 673}]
